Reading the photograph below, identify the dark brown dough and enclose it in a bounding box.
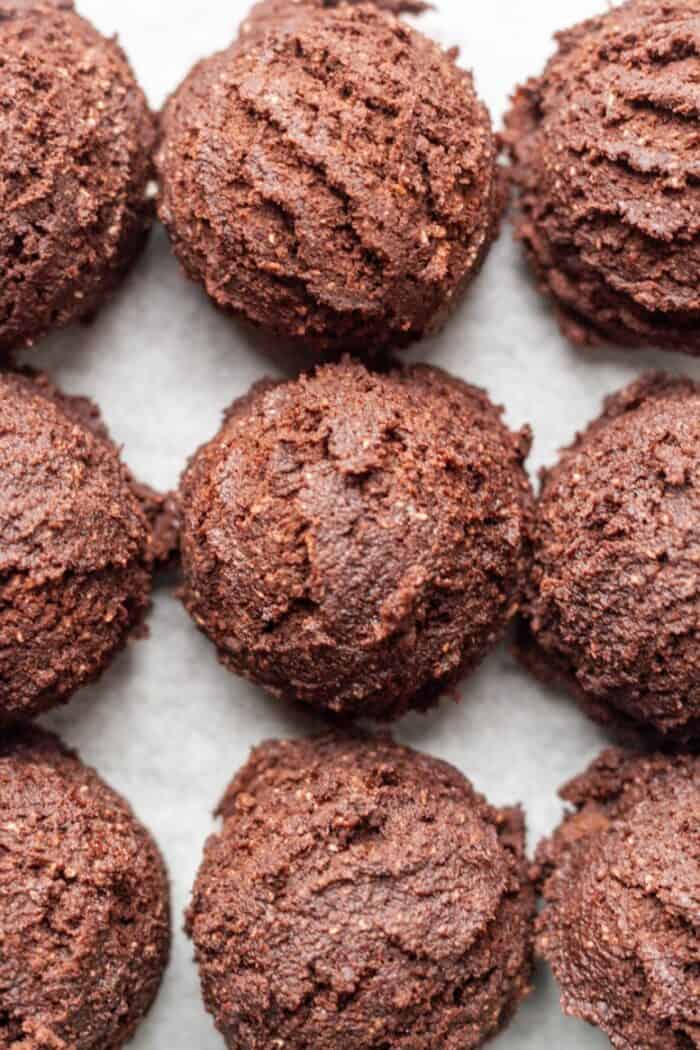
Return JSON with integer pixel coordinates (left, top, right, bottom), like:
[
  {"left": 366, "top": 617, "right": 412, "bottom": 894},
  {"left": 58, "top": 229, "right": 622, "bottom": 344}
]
[
  {"left": 0, "top": 370, "right": 156, "bottom": 721},
  {"left": 187, "top": 732, "right": 535, "bottom": 1050},
  {"left": 519, "top": 372, "right": 700, "bottom": 741},
  {"left": 536, "top": 748, "right": 700, "bottom": 1049},
  {"left": 179, "top": 358, "right": 533, "bottom": 720},
  {"left": 0, "top": 726, "right": 171, "bottom": 1050},
  {"left": 238, "top": 0, "right": 431, "bottom": 44},
  {"left": 156, "top": 1, "right": 501, "bottom": 354},
  {"left": 504, "top": 0, "right": 700, "bottom": 354},
  {"left": 0, "top": 0, "right": 156, "bottom": 354}
]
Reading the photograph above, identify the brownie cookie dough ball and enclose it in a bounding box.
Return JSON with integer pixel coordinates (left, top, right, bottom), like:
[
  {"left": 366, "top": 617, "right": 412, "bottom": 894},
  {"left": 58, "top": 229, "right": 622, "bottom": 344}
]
[
  {"left": 504, "top": 0, "right": 700, "bottom": 354},
  {"left": 520, "top": 373, "right": 699, "bottom": 741},
  {"left": 536, "top": 749, "right": 700, "bottom": 1049},
  {"left": 187, "top": 732, "right": 535, "bottom": 1050},
  {"left": 179, "top": 359, "right": 533, "bottom": 720},
  {"left": 0, "top": 727, "right": 170, "bottom": 1050},
  {"left": 238, "top": 0, "right": 430, "bottom": 44},
  {"left": 0, "top": 370, "right": 156, "bottom": 722},
  {"left": 0, "top": 0, "right": 156, "bottom": 354},
  {"left": 157, "top": 1, "right": 501, "bottom": 354}
]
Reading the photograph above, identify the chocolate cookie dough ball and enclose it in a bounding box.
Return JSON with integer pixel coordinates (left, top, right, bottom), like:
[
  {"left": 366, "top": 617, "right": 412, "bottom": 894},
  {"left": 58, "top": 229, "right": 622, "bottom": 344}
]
[
  {"left": 157, "top": 1, "right": 501, "bottom": 354},
  {"left": 0, "top": 0, "right": 156, "bottom": 354},
  {"left": 0, "top": 727, "right": 170, "bottom": 1050},
  {"left": 537, "top": 749, "right": 700, "bottom": 1049},
  {"left": 0, "top": 370, "right": 156, "bottom": 722},
  {"left": 187, "top": 733, "right": 535, "bottom": 1050},
  {"left": 520, "top": 373, "right": 700, "bottom": 741},
  {"left": 239, "top": 0, "right": 430, "bottom": 43},
  {"left": 179, "top": 359, "right": 533, "bottom": 720},
  {"left": 505, "top": 0, "right": 700, "bottom": 354}
]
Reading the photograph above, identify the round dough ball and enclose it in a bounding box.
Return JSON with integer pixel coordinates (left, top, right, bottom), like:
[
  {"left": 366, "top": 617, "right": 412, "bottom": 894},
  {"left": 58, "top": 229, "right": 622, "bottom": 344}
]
[
  {"left": 0, "top": 0, "right": 156, "bottom": 353},
  {"left": 504, "top": 0, "right": 700, "bottom": 354},
  {"left": 537, "top": 748, "right": 700, "bottom": 1049},
  {"left": 238, "top": 0, "right": 431, "bottom": 45},
  {"left": 0, "top": 727, "right": 170, "bottom": 1050},
  {"left": 0, "top": 370, "right": 155, "bottom": 721},
  {"left": 520, "top": 372, "right": 700, "bottom": 741},
  {"left": 157, "top": 1, "right": 501, "bottom": 354},
  {"left": 179, "top": 359, "right": 533, "bottom": 720},
  {"left": 187, "top": 732, "right": 535, "bottom": 1050}
]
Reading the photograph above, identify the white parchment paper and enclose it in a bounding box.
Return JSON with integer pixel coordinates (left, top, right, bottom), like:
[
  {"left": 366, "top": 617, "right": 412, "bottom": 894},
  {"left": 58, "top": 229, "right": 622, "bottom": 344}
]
[{"left": 26, "top": 1, "right": 700, "bottom": 1046}]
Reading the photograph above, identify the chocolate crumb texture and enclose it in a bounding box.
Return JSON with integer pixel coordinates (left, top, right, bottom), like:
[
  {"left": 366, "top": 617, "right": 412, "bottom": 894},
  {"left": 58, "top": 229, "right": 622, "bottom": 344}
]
[
  {"left": 157, "top": 0, "right": 501, "bottom": 355},
  {"left": 188, "top": 731, "right": 535, "bottom": 1050},
  {"left": 536, "top": 748, "right": 700, "bottom": 1049},
  {"left": 0, "top": 726, "right": 171, "bottom": 1050},
  {"left": 519, "top": 371, "right": 700, "bottom": 742},
  {"left": 179, "top": 358, "right": 533, "bottom": 721},
  {"left": 0, "top": 0, "right": 156, "bottom": 354},
  {"left": 504, "top": 0, "right": 700, "bottom": 354},
  {"left": 0, "top": 369, "right": 157, "bottom": 722},
  {"left": 238, "top": 0, "right": 432, "bottom": 43}
]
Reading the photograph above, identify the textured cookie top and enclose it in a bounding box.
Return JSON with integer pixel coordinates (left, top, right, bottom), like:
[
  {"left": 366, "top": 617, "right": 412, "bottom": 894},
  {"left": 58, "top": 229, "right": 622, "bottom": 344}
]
[
  {"left": 522, "top": 372, "right": 700, "bottom": 739},
  {"left": 188, "top": 733, "right": 535, "bottom": 1049},
  {"left": 0, "top": 727, "right": 171, "bottom": 1050},
  {"left": 0, "top": 371, "right": 154, "bottom": 719},
  {"left": 0, "top": 0, "right": 155, "bottom": 352},
  {"left": 238, "top": 0, "right": 431, "bottom": 43},
  {"left": 179, "top": 359, "right": 532, "bottom": 719},
  {"left": 537, "top": 748, "right": 700, "bottom": 1049},
  {"left": 505, "top": 0, "right": 700, "bottom": 352},
  {"left": 158, "top": 1, "right": 500, "bottom": 353},
  {"left": 0, "top": 371, "right": 150, "bottom": 579}
]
